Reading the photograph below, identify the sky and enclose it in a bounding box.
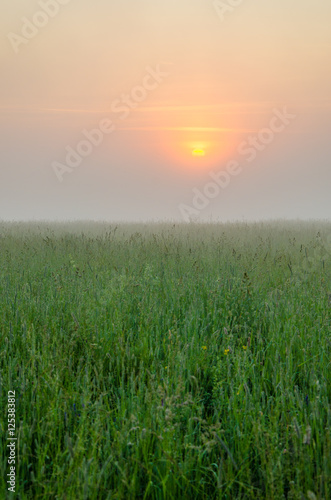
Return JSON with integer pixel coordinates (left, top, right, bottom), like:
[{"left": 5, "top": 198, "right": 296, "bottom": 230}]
[{"left": 1, "top": 0, "right": 330, "bottom": 222}]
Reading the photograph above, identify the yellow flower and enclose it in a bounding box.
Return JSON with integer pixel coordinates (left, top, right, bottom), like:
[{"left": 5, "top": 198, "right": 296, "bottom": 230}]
[
  {"left": 242, "top": 345, "right": 247, "bottom": 350},
  {"left": 165, "top": 366, "right": 168, "bottom": 369},
  {"left": 224, "top": 349, "right": 230, "bottom": 355},
  {"left": 202, "top": 346, "right": 207, "bottom": 351}
]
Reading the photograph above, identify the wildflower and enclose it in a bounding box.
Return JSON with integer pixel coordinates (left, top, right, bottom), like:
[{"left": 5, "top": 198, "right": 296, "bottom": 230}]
[
  {"left": 224, "top": 349, "right": 230, "bottom": 355},
  {"left": 202, "top": 346, "right": 207, "bottom": 350},
  {"left": 242, "top": 345, "right": 247, "bottom": 350}
]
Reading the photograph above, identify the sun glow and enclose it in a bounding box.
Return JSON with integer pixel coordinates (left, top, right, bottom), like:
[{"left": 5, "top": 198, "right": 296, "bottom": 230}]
[
  {"left": 192, "top": 148, "right": 205, "bottom": 157},
  {"left": 156, "top": 126, "right": 237, "bottom": 174}
]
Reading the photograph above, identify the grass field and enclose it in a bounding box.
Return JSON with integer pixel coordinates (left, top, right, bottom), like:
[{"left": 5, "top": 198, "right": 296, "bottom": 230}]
[{"left": 0, "top": 221, "right": 330, "bottom": 499}]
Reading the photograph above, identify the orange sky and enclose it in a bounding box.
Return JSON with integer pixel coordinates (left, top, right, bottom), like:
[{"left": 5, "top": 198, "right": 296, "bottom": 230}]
[{"left": 0, "top": 0, "right": 330, "bottom": 221}]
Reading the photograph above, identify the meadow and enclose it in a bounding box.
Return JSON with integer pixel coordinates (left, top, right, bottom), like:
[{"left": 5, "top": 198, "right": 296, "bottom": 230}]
[{"left": 0, "top": 220, "right": 330, "bottom": 499}]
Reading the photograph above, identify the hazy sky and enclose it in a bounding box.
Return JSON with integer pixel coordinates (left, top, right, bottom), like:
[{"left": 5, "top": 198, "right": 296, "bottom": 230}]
[{"left": 1, "top": 0, "right": 330, "bottom": 222}]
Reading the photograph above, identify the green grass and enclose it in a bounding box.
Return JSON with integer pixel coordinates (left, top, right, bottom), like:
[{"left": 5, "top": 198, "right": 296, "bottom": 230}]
[{"left": 0, "top": 220, "right": 330, "bottom": 499}]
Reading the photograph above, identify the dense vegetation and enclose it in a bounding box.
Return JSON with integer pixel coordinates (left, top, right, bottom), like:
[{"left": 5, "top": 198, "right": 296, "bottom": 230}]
[{"left": 0, "top": 221, "right": 330, "bottom": 499}]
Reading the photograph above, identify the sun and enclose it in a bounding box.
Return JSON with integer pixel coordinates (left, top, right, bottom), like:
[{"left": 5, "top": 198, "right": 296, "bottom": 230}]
[{"left": 192, "top": 148, "right": 205, "bottom": 157}]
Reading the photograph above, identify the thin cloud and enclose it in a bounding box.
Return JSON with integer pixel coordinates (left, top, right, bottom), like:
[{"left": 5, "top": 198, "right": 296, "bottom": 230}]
[{"left": 117, "top": 126, "right": 257, "bottom": 133}]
